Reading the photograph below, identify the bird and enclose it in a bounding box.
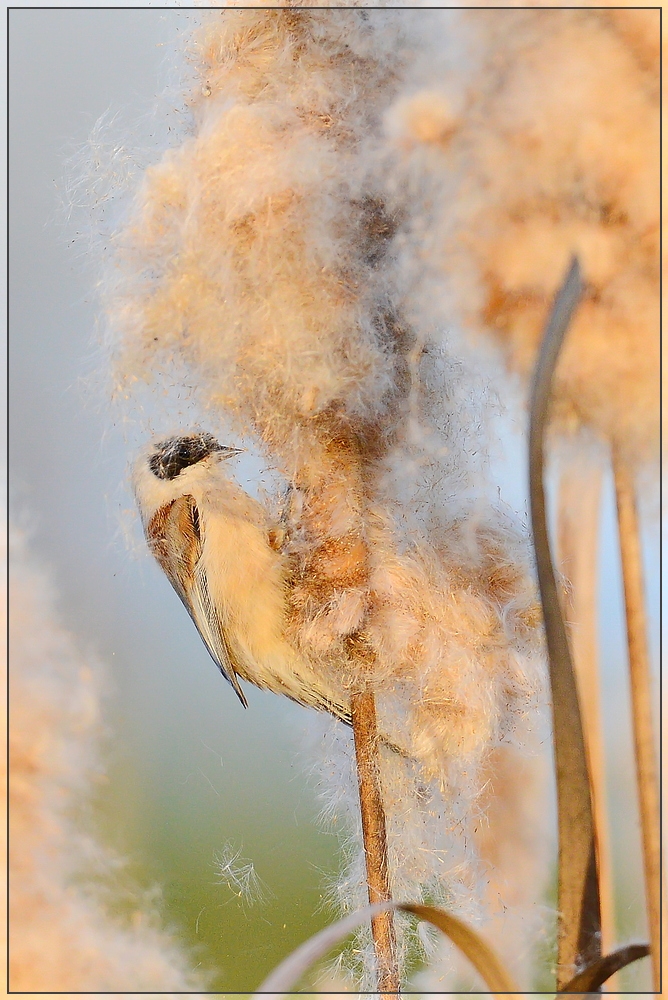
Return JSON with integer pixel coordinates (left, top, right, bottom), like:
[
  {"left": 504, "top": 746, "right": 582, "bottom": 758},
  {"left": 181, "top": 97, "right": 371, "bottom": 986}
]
[{"left": 132, "top": 432, "right": 354, "bottom": 721}]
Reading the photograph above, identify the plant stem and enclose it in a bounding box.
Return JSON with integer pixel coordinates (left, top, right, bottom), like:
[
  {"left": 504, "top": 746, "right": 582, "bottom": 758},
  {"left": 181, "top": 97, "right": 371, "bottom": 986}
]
[
  {"left": 528, "top": 258, "right": 601, "bottom": 986},
  {"left": 296, "top": 435, "right": 399, "bottom": 992},
  {"left": 350, "top": 686, "right": 399, "bottom": 995},
  {"left": 557, "top": 462, "right": 617, "bottom": 988},
  {"left": 612, "top": 445, "right": 662, "bottom": 993}
]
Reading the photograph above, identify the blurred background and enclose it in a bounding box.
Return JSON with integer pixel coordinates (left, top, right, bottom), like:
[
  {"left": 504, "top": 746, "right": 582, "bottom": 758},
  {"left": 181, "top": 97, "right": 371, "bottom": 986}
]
[{"left": 8, "top": 8, "right": 659, "bottom": 993}]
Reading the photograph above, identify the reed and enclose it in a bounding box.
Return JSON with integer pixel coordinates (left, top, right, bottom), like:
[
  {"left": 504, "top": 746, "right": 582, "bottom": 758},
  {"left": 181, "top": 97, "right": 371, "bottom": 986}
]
[
  {"left": 103, "top": 10, "right": 554, "bottom": 990},
  {"left": 92, "top": 8, "right": 658, "bottom": 991},
  {"left": 557, "top": 459, "right": 617, "bottom": 985},
  {"left": 251, "top": 259, "right": 652, "bottom": 997},
  {"left": 612, "top": 445, "right": 662, "bottom": 992}
]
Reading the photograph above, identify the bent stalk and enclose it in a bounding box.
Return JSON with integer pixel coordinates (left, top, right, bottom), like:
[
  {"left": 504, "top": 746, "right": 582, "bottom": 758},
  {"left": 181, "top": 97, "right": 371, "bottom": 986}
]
[{"left": 528, "top": 257, "right": 601, "bottom": 986}]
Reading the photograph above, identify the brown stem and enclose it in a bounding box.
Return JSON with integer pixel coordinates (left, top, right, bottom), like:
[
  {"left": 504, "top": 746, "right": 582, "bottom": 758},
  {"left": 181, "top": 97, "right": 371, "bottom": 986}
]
[
  {"left": 350, "top": 686, "right": 399, "bottom": 995},
  {"left": 612, "top": 446, "right": 662, "bottom": 993},
  {"left": 557, "top": 461, "right": 618, "bottom": 988},
  {"left": 528, "top": 259, "right": 601, "bottom": 985},
  {"left": 295, "top": 433, "right": 399, "bottom": 992}
]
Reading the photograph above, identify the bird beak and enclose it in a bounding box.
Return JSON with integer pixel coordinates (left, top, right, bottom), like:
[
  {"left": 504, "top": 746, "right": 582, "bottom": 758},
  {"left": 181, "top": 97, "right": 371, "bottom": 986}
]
[{"left": 213, "top": 445, "right": 245, "bottom": 460}]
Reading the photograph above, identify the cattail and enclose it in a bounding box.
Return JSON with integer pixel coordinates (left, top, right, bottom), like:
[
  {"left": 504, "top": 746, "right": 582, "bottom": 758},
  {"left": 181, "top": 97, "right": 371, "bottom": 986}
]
[
  {"left": 390, "top": 8, "right": 659, "bottom": 469},
  {"left": 105, "top": 9, "right": 549, "bottom": 988},
  {"left": 7, "top": 523, "right": 206, "bottom": 992},
  {"left": 109, "top": 9, "right": 410, "bottom": 469},
  {"left": 385, "top": 6, "right": 659, "bottom": 988}
]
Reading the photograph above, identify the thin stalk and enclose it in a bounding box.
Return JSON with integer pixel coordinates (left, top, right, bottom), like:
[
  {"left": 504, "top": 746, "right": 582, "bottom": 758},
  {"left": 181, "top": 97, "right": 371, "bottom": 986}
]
[
  {"left": 528, "top": 256, "right": 601, "bottom": 987},
  {"left": 350, "top": 686, "right": 399, "bottom": 995},
  {"left": 557, "top": 463, "right": 617, "bottom": 988},
  {"left": 296, "top": 435, "right": 398, "bottom": 992},
  {"left": 612, "top": 445, "right": 662, "bottom": 992}
]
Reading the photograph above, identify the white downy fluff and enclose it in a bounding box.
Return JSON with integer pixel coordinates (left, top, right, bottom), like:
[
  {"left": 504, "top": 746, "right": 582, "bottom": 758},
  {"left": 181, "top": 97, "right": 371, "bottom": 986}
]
[
  {"left": 8, "top": 523, "right": 207, "bottom": 992},
  {"left": 102, "top": 9, "right": 551, "bottom": 989},
  {"left": 387, "top": 7, "right": 659, "bottom": 472}
]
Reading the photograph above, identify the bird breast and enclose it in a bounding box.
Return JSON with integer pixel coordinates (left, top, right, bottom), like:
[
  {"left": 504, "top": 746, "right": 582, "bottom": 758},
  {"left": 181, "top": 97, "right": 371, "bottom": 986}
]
[{"left": 201, "top": 496, "right": 296, "bottom": 688}]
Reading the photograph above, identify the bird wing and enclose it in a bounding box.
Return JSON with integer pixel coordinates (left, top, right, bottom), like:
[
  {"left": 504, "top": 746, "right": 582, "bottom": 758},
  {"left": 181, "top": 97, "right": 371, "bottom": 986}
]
[
  {"left": 146, "top": 496, "right": 248, "bottom": 708},
  {"left": 189, "top": 557, "right": 249, "bottom": 708}
]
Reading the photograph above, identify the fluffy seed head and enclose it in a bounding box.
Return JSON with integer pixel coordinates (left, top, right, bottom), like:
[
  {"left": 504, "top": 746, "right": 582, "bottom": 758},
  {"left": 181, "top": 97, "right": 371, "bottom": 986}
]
[{"left": 390, "top": 8, "right": 659, "bottom": 469}]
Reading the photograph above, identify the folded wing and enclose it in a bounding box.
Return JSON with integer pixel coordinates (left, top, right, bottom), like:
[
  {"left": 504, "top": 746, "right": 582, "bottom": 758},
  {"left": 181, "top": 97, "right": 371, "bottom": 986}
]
[{"left": 146, "top": 495, "right": 249, "bottom": 707}]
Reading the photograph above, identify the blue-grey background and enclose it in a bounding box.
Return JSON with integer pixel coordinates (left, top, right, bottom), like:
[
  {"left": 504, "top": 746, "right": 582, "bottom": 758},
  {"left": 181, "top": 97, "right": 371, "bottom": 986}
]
[{"left": 8, "top": 8, "right": 658, "bottom": 993}]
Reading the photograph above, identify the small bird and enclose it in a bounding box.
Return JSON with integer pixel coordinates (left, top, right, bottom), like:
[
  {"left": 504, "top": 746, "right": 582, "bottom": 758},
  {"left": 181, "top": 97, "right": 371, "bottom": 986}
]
[{"left": 132, "top": 432, "right": 352, "bottom": 720}]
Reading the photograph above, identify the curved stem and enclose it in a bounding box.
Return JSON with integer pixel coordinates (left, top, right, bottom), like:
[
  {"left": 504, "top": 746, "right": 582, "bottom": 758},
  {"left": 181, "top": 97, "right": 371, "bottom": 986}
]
[
  {"left": 528, "top": 257, "right": 601, "bottom": 986},
  {"left": 560, "top": 942, "right": 650, "bottom": 993},
  {"left": 255, "top": 900, "right": 522, "bottom": 1000}
]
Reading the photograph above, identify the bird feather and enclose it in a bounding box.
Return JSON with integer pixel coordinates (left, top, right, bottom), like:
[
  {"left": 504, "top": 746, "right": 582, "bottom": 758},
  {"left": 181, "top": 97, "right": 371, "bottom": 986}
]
[{"left": 147, "top": 496, "right": 249, "bottom": 707}]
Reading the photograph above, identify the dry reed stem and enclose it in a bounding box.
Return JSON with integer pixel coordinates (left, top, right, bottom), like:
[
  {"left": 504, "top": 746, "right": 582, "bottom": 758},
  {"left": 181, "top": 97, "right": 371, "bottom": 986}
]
[
  {"left": 612, "top": 445, "right": 663, "bottom": 993},
  {"left": 350, "top": 686, "right": 399, "bottom": 995},
  {"left": 528, "top": 258, "right": 601, "bottom": 986},
  {"left": 557, "top": 462, "right": 618, "bottom": 989},
  {"left": 294, "top": 432, "right": 398, "bottom": 990}
]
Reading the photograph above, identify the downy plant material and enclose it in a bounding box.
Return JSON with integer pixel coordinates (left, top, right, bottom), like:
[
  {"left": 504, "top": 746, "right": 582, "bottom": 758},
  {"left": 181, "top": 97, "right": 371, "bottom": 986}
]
[
  {"left": 8, "top": 524, "right": 206, "bottom": 993},
  {"left": 389, "top": 7, "right": 659, "bottom": 470},
  {"left": 385, "top": 7, "right": 659, "bottom": 987},
  {"left": 105, "top": 9, "right": 549, "bottom": 988}
]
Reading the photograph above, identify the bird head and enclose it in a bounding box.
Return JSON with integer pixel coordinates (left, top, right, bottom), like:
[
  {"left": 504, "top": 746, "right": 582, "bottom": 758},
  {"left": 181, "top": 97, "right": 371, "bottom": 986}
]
[
  {"left": 148, "top": 433, "right": 241, "bottom": 481},
  {"left": 133, "top": 433, "right": 243, "bottom": 523}
]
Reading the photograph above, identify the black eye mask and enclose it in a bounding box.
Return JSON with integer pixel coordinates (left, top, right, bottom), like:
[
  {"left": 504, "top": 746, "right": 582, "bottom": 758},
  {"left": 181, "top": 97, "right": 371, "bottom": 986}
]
[{"left": 149, "top": 433, "right": 223, "bottom": 480}]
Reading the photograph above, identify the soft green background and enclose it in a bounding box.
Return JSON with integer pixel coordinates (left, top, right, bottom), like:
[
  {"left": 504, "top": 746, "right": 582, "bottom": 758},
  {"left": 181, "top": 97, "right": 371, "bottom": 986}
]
[{"left": 9, "top": 8, "right": 658, "bottom": 994}]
